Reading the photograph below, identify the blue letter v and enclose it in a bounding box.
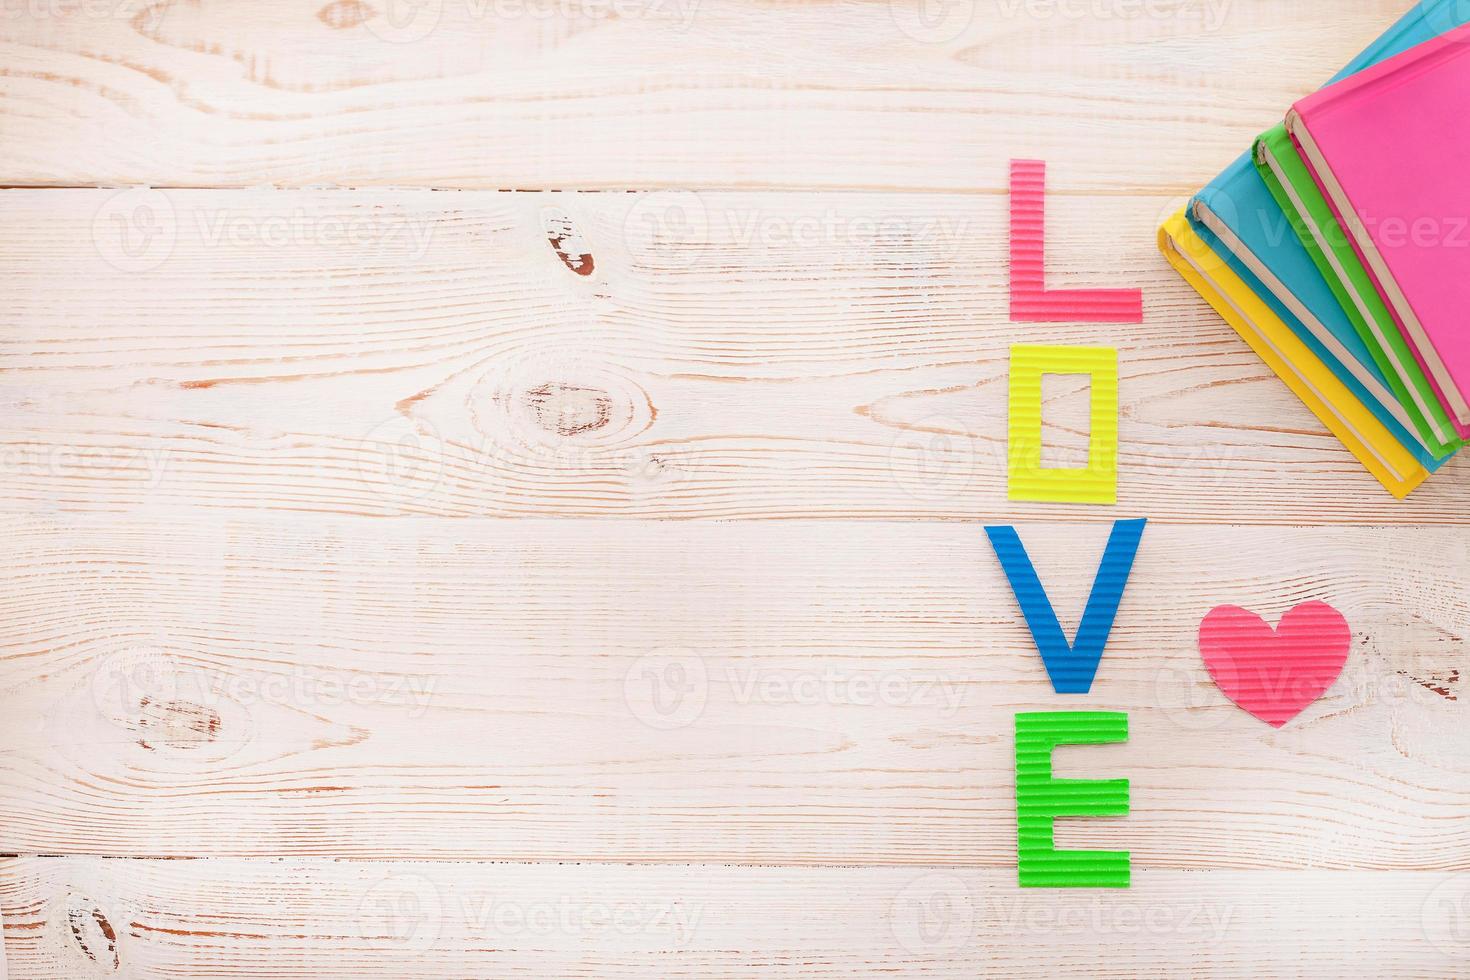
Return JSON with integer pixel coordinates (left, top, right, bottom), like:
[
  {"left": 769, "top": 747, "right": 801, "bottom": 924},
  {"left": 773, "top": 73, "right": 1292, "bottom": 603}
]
[{"left": 984, "top": 519, "right": 1146, "bottom": 694}]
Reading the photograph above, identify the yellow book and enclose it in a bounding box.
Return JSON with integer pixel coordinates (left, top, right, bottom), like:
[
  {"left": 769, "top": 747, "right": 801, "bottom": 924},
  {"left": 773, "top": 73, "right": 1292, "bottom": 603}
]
[{"left": 1158, "top": 209, "right": 1427, "bottom": 498}]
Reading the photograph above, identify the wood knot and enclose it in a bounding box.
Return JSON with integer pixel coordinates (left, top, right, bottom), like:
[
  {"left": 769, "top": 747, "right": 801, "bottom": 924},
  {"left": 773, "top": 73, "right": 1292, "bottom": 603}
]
[
  {"left": 523, "top": 382, "right": 613, "bottom": 437},
  {"left": 65, "top": 897, "right": 120, "bottom": 973},
  {"left": 135, "top": 695, "right": 223, "bottom": 750},
  {"left": 542, "top": 208, "right": 596, "bottom": 276},
  {"left": 318, "top": 0, "right": 374, "bottom": 28},
  {"left": 475, "top": 353, "right": 655, "bottom": 459}
]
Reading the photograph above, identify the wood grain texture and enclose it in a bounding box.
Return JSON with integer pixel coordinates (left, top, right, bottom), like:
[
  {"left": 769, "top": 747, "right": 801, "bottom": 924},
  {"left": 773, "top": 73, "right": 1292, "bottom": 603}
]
[
  {"left": 6, "top": 187, "right": 1470, "bottom": 521},
  {"left": 4, "top": 857, "right": 1470, "bottom": 978},
  {"left": 0, "top": 0, "right": 1423, "bottom": 190},
  {"left": 1, "top": 514, "right": 1466, "bottom": 865},
  {"left": 4, "top": 1, "right": 1470, "bottom": 975}
]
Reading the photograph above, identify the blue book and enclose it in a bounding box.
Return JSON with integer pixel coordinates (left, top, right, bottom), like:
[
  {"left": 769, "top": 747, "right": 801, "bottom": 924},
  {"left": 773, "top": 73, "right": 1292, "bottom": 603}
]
[{"left": 1186, "top": 0, "right": 1470, "bottom": 473}]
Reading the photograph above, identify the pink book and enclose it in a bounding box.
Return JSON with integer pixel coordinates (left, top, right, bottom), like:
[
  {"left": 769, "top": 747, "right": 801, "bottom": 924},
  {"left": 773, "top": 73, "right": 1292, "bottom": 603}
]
[{"left": 1287, "top": 24, "right": 1470, "bottom": 437}]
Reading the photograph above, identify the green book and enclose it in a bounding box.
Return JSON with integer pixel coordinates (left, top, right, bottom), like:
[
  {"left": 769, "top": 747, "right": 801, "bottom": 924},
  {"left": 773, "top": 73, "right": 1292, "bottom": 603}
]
[{"left": 1253, "top": 124, "right": 1461, "bottom": 457}]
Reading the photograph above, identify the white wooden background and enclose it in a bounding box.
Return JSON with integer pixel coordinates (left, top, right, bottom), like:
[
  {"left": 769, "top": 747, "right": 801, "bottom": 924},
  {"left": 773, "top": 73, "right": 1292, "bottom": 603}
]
[{"left": 2, "top": 1, "right": 1469, "bottom": 976}]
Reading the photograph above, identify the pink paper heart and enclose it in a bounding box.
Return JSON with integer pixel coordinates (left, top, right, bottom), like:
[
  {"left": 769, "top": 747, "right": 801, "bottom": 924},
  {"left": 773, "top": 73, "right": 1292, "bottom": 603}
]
[{"left": 1198, "top": 601, "right": 1351, "bottom": 728}]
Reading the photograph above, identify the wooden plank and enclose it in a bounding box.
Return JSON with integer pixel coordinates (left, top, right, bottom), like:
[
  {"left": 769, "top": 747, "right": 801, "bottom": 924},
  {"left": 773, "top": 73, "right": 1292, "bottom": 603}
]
[
  {"left": 2, "top": 513, "right": 1466, "bottom": 864},
  {"left": 0, "top": 0, "right": 1415, "bottom": 189},
  {"left": 5, "top": 187, "right": 1470, "bottom": 522},
  {"left": 4, "top": 4, "right": 1465, "bottom": 975},
  {"left": 3, "top": 857, "right": 1469, "bottom": 977}
]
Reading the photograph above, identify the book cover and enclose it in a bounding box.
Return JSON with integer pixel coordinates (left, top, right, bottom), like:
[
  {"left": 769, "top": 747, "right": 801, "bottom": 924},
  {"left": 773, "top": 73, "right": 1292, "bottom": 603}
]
[
  {"left": 1289, "top": 21, "right": 1470, "bottom": 435},
  {"left": 1253, "top": 124, "right": 1461, "bottom": 458}
]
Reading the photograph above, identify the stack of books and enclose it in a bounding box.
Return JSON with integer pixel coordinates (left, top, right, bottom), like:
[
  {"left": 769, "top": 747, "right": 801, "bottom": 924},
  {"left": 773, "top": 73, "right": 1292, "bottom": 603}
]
[{"left": 1160, "top": 2, "right": 1470, "bottom": 497}]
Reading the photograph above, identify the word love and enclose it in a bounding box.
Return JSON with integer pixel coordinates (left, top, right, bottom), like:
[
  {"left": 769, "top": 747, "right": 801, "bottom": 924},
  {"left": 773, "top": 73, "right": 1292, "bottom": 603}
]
[
  {"left": 1000, "top": 161, "right": 1147, "bottom": 888},
  {"left": 1005, "top": 160, "right": 1143, "bottom": 506},
  {"left": 986, "top": 519, "right": 1146, "bottom": 888}
]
